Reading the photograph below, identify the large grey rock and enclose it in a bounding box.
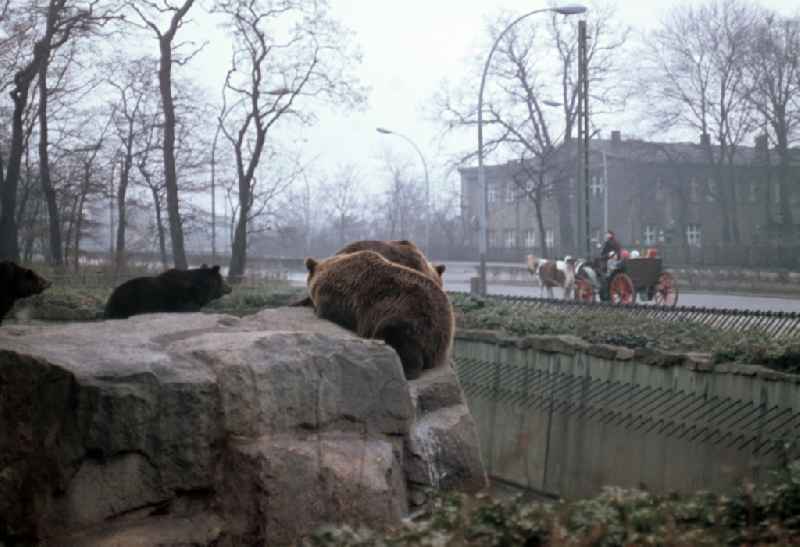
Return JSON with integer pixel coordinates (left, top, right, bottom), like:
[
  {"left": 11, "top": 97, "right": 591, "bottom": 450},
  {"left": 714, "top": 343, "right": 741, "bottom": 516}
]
[{"left": 0, "top": 307, "right": 486, "bottom": 546}]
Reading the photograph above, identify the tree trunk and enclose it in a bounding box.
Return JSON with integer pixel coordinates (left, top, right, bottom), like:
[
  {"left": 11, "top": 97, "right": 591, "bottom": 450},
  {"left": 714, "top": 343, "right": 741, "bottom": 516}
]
[
  {"left": 0, "top": 68, "right": 36, "bottom": 260},
  {"left": 555, "top": 179, "right": 574, "bottom": 256},
  {"left": 777, "top": 138, "right": 794, "bottom": 235},
  {"left": 534, "top": 194, "right": 548, "bottom": 259},
  {"left": 22, "top": 200, "right": 41, "bottom": 263},
  {"left": 38, "top": 57, "right": 63, "bottom": 267},
  {"left": 229, "top": 211, "right": 248, "bottom": 282},
  {"left": 115, "top": 154, "right": 131, "bottom": 273},
  {"left": 158, "top": 33, "right": 188, "bottom": 269},
  {"left": 150, "top": 187, "right": 169, "bottom": 269},
  {"left": 74, "top": 190, "right": 86, "bottom": 272},
  {"left": 228, "top": 161, "right": 251, "bottom": 279},
  {"left": 63, "top": 193, "right": 79, "bottom": 266}
]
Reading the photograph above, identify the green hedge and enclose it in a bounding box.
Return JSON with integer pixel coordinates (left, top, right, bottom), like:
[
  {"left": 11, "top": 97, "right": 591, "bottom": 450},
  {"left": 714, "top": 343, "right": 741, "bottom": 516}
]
[
  {"left": 450, "top": 294, "right": 800, "bottom": 374},
  {"left": 310, "top": 460, "right": 800, "bottom": 546}
]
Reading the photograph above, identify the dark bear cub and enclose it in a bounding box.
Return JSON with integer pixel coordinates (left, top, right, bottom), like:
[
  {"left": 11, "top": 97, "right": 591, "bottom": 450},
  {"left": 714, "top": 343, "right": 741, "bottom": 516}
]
[
  {"left": 0, "top": 261, "right": 51, "bottom": 325},
  {"left": 104, "top": 264, "right": 232, "bottom": 319},
  {"left": 305, "top": 251, "right": 454, "bottom": 380},
  {"left": 291, "top": 239, "right": 445, "bottom": 307}
]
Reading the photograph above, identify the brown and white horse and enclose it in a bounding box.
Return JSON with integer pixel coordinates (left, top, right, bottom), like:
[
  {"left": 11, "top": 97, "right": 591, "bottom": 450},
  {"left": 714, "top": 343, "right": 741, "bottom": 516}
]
[{"left": 526, "top": 255, "right": 576, "bottom": 299}]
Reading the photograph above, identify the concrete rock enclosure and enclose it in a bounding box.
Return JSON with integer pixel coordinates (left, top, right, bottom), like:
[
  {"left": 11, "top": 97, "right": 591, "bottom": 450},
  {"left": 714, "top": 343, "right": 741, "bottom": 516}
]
[{"left": 0, "top": 308, "right": 486, "bottom": 546}]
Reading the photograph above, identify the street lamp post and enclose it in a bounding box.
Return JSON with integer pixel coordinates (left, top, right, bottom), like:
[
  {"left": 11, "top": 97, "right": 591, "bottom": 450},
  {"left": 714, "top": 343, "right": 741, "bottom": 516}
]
[
  {"left": 376, "top": 127, "right": 431, "bottom": 256},
  {"left": 476, "top": 4, "right": 587, "bottom": 296}
]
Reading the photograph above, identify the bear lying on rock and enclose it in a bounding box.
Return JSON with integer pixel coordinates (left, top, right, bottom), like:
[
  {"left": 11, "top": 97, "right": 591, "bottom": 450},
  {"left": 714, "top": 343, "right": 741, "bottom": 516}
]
[
  {"left": 292, "top": 239, "right": 445, "bottom": 307},
  {"left": 0, "top": 261, "right": 51, "bottom": 325},
  {"left": 105, "top": 264, "right": 232, "bottom": 319},
  {"left": 304, "top": 250, "right": 454, "bottom": 380},
  {"left": 337, "top": 239, "right": 445, "bottom": 286}
]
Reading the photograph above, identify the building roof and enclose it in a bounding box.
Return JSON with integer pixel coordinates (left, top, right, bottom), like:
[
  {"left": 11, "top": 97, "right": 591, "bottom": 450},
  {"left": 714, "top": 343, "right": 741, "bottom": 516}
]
[{"left": 459, "top": 134, "right": 799, "bottom": 175}]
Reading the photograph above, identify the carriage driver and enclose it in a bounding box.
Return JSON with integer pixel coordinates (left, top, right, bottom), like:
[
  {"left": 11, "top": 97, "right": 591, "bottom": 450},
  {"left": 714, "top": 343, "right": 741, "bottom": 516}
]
[{"left": 599, "top": 230, "right": 623, "bottom": 274}]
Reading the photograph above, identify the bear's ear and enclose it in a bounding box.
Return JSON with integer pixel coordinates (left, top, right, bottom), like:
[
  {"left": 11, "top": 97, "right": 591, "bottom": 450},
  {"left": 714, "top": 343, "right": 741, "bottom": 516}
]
[
  {"left": 201, "top": 263, "right": 208, "bottom": 269},
  {"left": 435, "top": 264, "right": 446, "bottom": 276},
  {"left": 212, "top": 265, "right": 220, "bottom": 272},
  {"left": 304, "top": 257, "right": 318, "bottom": 274}
]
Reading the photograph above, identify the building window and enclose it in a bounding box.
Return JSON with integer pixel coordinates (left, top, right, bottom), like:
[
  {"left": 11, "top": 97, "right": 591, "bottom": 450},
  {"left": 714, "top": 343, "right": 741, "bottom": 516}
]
[
  {"left": 488, "top": 230, "right": 499, "bottom": 248},
  {"left": 655, "top": 178, "right": 665, "bottom": 201},
  {"left": 706, "top": 179, "right": 716, "bottom": 202},
  {"left": 689, "top": 178, "right": 700, "bottom": 202},
  {"left": 590, "top": 175, "right": 604, "bottom": 196},
  {"left": 488, "top": 183, "right": 497, "bottom": 204},
  {"left": 644, "top": 225, "right": 658, "bottom": 246},
  {"left": 749, "top": 182, "right": 758, "bottom": 203},
  {"left": 504, "top": 183, "right": 516, "bottom": 203},
  {"left": 545, "top": 229, "right": 554, "bottom": 249},
  {"left": 686, "top": 224, "right": 702, "bottom": 247},
  {"left": 524, "top": 229, "right": 536, "bottom": 248},
  {"left": 504, "top": 229, "right": 516, "bottom": 248}
]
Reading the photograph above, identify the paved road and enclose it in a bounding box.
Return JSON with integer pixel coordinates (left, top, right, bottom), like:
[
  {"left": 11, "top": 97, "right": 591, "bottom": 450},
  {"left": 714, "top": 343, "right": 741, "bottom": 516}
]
[
  {"left": 444, "top": 281, "right": 800, "bottom": 313},
  {"left": 290, "top": 262, "right": 800, "bottom": 313},
  {"left": 436, "top": 261, "right": 800, "bottom": 312}
]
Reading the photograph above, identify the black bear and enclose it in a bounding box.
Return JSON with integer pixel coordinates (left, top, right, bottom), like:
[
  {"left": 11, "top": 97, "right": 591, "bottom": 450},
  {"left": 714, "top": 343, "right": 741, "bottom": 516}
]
[
  {"left": 104, "top": 264, "right": 232, "bottom": 319},
  {"left": 0, "top": 261, "right": 51, "bottom": 325}
]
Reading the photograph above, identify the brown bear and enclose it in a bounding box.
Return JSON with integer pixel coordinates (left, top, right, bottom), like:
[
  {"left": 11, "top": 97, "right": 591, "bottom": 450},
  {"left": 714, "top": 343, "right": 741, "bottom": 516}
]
[
  {"left": 304, "top": 250, "right": 454, "bottom": 380},
  {"left": 291, "top": 239, "right": 445, "bottom": 307},
  {"left": 0, "top": 261, "right": 51, "bottom": 325},
  {"left": 337, "top": 239, "right": 445, "bottom": 285}
]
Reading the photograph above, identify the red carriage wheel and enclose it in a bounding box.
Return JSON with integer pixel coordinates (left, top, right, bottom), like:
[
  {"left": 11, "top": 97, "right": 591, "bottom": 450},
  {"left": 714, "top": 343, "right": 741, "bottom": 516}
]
[
  {"left": 574, "top": 277, "right": 595, "bottom": 302},
  {"left": 608, "top": 273, "right": 635, "bottom": 304},
  {"left": 653, "top": 272, "right": 679, "bottom": 307}
]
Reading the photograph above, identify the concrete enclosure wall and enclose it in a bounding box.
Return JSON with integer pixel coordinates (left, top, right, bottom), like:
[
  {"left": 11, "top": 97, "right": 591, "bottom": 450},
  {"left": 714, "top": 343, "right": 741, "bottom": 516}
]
[{"left": 453, "top": 331, "right": 800, "bottom": 499}]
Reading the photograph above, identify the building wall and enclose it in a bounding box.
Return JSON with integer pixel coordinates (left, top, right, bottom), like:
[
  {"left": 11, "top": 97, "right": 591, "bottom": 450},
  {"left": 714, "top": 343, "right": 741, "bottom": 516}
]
[{"left": 461, "top": 143, "right": 800, "bottom": 263}]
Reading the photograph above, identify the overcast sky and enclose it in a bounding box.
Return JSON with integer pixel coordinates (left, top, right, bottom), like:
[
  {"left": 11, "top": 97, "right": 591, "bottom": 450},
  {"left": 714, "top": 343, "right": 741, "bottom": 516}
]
[{"left": 190, "top": 0, "right": 799, "bottom": 201}]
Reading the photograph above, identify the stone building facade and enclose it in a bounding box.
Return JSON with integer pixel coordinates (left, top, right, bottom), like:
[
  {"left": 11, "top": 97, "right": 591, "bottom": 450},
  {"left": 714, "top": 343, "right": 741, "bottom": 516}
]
[{"left": 459, "top": 132, "right": 800, "bottom": 265}]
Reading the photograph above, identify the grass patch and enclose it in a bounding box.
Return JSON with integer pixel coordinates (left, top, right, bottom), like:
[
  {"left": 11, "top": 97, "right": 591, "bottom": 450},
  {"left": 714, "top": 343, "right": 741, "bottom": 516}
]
[
  {"left": 310, "top": 459, "right": 800, "bottom": 546},
  {"left": 204, "top": 285, "right": 306, "bottom": 317},
  {"left": 450, "top": 294, "right": 800, "bottom": 374},
  {"left": 8, "top": 270, "right": 305, "bottom": 323}
]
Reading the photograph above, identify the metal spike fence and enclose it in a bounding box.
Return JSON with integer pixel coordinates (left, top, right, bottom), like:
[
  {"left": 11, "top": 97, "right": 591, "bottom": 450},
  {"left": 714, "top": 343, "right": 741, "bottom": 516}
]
[
  {"left": 449, "top": 292, "right": 800, "bottom": 339},
  {"left": 452, "top": 338, "right": 800, "bottom": 498}
]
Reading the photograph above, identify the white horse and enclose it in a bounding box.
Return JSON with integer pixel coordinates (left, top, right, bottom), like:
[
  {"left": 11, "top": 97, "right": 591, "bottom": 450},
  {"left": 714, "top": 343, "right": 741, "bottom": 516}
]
[{"left": 526, "top": 255, "right": 576, "bottom": 299}]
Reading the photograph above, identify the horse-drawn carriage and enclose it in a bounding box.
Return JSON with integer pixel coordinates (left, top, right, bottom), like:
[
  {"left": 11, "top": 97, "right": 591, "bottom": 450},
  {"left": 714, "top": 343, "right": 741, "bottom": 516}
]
[{"left": 573, "top": 256, "right": 679, "bottom": 306}]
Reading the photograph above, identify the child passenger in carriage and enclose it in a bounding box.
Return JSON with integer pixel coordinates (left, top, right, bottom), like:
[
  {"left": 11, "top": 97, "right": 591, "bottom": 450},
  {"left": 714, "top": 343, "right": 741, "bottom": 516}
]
[{"left": 598, "top": 230, "right": 621, "bottom": 274}]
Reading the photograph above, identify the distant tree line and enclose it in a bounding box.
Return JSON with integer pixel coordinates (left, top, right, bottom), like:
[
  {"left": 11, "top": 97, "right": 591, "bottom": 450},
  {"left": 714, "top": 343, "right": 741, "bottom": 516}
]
[
  {"left": 0, "top": 0, "right": 383, "bottom": 278},
  {"left": 434, "top": 0, "right": 800, "bottom": 251}
]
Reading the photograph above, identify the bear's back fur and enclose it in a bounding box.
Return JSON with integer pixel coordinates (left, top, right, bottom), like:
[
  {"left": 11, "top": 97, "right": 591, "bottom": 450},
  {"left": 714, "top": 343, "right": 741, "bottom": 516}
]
[
  {"left": 336, "top": 240, "right": 445, "bottom": 286},
  {"left": 305, "top": 251, "right": 454, "bottom": 380},
  {"left": 105, "top": 265, "right": 230, "bottom": 319}
]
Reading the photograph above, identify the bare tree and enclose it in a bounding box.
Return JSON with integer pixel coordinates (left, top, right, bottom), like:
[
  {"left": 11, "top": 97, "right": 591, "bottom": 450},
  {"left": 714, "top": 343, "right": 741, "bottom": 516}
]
[
  {"left": 107, "top": 55, "right": 157, "bottom": 271},
  {"left": 128, "top": 0, "right": 202, "bottom": 269},
  {"left": 214, "top": 0, "right": 366, "bottom": 279},
  {"left": 433, "top": 2, "right": 628, "bottom": 255},
  {"left": 376, "top": 152, "right": 424, "bottom": 241},
  {"left": 745, "top": 11, "right": 800, "bottom": 235},
  {"left": 0, "top": 0, "right": 116, "bottom": 262},
  {"left": 136, "top": 111, "right": 169, "bottom": 268},
  {"left": 323, "top": 164, "right": 363, "bottom": 248},
  {"left": 640, "top": 0, "right": 759, "bottom": 243}
]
